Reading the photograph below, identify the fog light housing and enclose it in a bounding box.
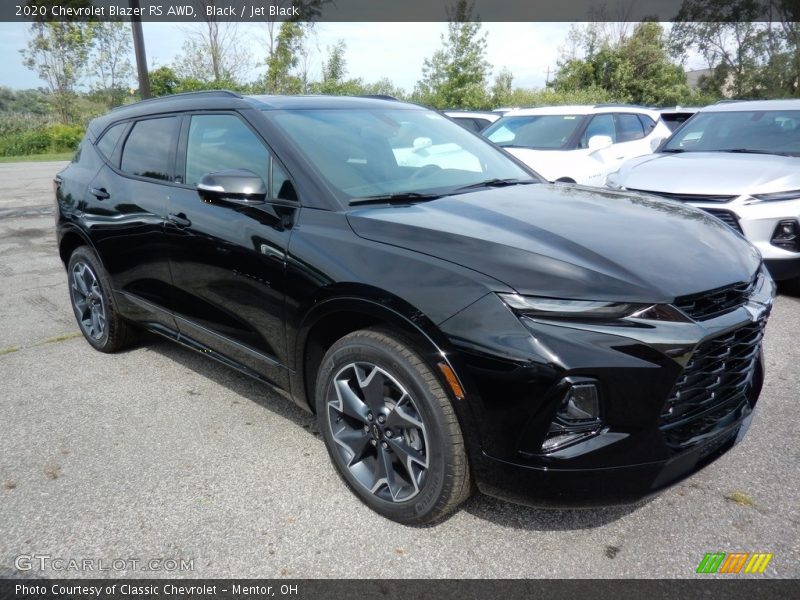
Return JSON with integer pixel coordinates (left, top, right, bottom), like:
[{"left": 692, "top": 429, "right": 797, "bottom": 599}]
[
  {"left": 771, "top": 219, "right": 800, "bottom": 252},
  {"left": 541, "top": 378, "right": 603, "bottom": 453}
]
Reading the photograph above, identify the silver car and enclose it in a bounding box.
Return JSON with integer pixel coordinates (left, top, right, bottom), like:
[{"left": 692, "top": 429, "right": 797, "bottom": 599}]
[{"left": 607, "top": 99, "right": 800, "bottom": 288}]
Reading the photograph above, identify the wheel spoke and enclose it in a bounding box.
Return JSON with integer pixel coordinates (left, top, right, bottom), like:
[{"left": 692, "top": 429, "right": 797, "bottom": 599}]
[
  {"left": 386, "top": 436, "right": 428, "bottom": 476},
  {"left": 334, "top": 427, "right": 372, "bottom": 467},
  {"left": 379, "top": 447, "right": 401, "bottom": 501},
  {"left": 90, "top": 308, "right": 100, "bottom": 337},
  {"left": 333, "top": 378, "right": 369, "bottom": 423},
  {"left": 74, "top": 297, "right": 89, "bottom": 316},
  {"left": 369, "top": 448, "right": 389, "bottom": 494},
  {"left": 74, "top": 266, "right": 89, "bottom": 295},
  {"left": 385, "top": 396, "right": 423, "bottom": 431},
  {"left": 357, "top": 365, "right": 387, "bottom": 414}
]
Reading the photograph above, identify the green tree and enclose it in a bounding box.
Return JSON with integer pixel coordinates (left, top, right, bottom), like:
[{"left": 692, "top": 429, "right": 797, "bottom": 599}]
[
  {"left": 20, "top": 20, "right": 94, "bottom": 124},
  {"left": 412, "top": 0, "right": 491, "bottom": 109},
  {"left": 490, "top": 68, "right": 514, "bottom": 107},
  {"left": 264, "top": 22, "right": 308, "bottom": 94},
  {"left": 90, "top": 21, "right": 134, "bottom": 108},
  {"left": 552, "top": 21, "right": 693, "bottom": 106},
  {"left": 312, "top": 41, "right": 364, "bottom": 95}
]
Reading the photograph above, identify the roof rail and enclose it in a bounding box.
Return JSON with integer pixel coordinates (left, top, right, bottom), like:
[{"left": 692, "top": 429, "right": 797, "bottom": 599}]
[
  {"left": 593, "top": 103, "right": 651, "bottom": 110},
  {"left": 111, "top": 89, "right": 243, "bottom": 112},
  {"left": 358, "top": 94, "right": 400, "bottom": 101}
]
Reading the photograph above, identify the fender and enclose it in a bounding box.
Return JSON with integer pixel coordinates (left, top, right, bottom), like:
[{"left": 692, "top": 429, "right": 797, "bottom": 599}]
[
  {"left": 56, "top": 221, "right": 99, "bottom": 268},
  {"left": 289, "top": 288, "right": 485, "bottom": 463}
]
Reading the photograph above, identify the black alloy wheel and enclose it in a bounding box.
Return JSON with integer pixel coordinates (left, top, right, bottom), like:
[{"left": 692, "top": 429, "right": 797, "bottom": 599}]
[{"left": 316, "top": 328, "right": 472, "bottom": 524}]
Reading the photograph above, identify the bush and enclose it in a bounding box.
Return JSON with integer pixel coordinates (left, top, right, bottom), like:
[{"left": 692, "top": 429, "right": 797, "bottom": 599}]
[{"left": 0, "top": 122, "right": 84, "bottom": 157}]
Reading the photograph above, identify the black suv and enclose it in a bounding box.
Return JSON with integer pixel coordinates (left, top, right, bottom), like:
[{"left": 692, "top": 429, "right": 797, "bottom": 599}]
[{"left": 55, "top": 92, "right": 774, "bottom": 524}]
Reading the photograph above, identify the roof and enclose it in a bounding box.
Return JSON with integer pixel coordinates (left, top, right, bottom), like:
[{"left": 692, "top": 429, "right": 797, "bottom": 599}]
[
  {"left": 88, "top": 91, "right": 420, "bottom": 137},
  {"left": 504, "top": 104, "right": 661, "bottom": 118},
  {"left": 699, "top": 99, "right": 800, "bottom": 112},
  {"left": 443, "top": 110, "right": 500, "bottom": 120}
]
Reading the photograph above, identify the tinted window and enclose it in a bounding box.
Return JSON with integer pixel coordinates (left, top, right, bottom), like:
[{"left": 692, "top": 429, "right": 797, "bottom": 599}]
[
  {"left": 96, "top": 122, "right": 126, "bottom": 160},
  {"left": 121, "top": 117, "right": 180, "bottom": 181},
  {"left": 580, "top": 114, "right": 616, "bottom": 147},
  {"left": 185, "top": 114, "right": 269, "bottom": 187},
  {"left": 638, "top": 114, "right": 657, "bottom": 134},
  {"left": 616, "top": 113, "right": 645, "bottom": 142},
  {"left": 272, "top": 160, "right": 297, "bottom": 201}
]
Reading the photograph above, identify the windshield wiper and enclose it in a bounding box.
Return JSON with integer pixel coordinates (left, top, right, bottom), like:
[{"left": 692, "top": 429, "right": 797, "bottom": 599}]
[
  {"left": 717, "top": 148, "right": 794, "bottom": 157},
  {"left": 661, "top": 148, "right": 687, "bottom": 153},
  {"left": 348, "top": 192, "right": 442, "bottom": 206},
  {"left": 452, "top": 178, "right": 538, "bottom": 193}
]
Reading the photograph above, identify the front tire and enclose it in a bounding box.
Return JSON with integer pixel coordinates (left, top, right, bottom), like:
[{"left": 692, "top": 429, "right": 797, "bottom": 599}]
[
  {"left": 315, "top": 328, "right": 471, "bottom": 524},
  {"left": 67, "top": 246, "right": 137, "bottom": 353}
]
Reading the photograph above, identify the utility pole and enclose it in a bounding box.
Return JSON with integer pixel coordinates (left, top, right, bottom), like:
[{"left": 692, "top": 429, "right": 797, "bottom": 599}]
[{"left": 130, "top": 0, "right": 151, "bottom": 98}]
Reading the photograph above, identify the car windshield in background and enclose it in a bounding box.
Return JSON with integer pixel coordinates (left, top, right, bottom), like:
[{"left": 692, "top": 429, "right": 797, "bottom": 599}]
[
  {"left": 663, "top": 110, "right": 800, "bottom": 156},
  {"left": 264, "top": 108, "right": 536, "bottom": 203},
  {"left": 483, "top": 115, "right": 584, "bottom": 149}
]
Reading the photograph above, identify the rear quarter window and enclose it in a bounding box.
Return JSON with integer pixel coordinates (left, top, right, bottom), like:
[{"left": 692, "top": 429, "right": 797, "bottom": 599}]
[{"left": 96, "top": 122, "right": 127, "bottom": 160}]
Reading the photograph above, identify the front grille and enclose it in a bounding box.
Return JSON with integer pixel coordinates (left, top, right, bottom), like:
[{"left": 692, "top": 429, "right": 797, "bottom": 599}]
[
  {"left": 660, "top": 320, "right": 765, "bottom": 447},
  {"left": 673, "top": 276, "right": 757, "bottom": 321},
  {"left": 628, "top": 190, "right": 737, "bottom": 204},
  {"left": 701, "top": 208, "right": 744, "bottom": 234}
]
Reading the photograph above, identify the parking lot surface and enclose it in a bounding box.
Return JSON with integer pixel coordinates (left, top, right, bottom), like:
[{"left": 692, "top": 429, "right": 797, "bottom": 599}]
[{"left": 0, "top": 161, "right": 798, "bottom": 578}]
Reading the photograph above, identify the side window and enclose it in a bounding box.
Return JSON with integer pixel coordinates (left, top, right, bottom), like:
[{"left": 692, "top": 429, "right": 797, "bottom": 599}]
[
  {"left": 638, "top": 114, "right": 657, "bottom": 135},
  {"left": 185, "top": 114, "right": 269, "bottom": 187},
  {"left": 121, "top": 117, "right": 180, "bottom": 181},
  {"left": 616, "top": 113, "right": 645, "bottom": 142},
  {"left": 581, "top": 114, "right": 616, "bottom": 147},
  {"left": 271, "top": 159, "right": 297, "bottom": 201},
  {"left": 96, "top": 122, "right": 127, "bottom": 160}
]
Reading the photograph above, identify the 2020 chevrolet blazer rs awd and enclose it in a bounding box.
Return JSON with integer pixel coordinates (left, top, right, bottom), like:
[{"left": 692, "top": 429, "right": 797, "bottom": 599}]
[{"left": 54, "top": 92, "right": 775, "bottom": 524}]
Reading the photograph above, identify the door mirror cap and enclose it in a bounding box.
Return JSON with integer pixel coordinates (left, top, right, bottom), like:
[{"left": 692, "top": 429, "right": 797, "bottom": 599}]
[
  {"left": 197, "top": 169, "right": 267, "bottom": 205},
  {"left": 587, "top": 135, "right": 613, "bottom": 152}
]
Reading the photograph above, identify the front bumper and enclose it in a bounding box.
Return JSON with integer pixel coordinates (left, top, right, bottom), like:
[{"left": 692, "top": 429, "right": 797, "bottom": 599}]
[
  {"left": 475, "top": 410, "right": 751, "bottom": 507},
  {"left": 439, "top": 270, "right": 774, "bottom": 508}
]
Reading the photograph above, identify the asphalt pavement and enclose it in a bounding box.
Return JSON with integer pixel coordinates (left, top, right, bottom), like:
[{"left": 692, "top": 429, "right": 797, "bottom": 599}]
[{"left": 0, "top": 161, "right": 797, "bottom": 578}]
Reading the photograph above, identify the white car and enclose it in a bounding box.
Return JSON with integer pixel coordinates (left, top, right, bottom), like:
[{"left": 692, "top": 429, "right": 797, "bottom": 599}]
[
  {"left": 607, "top": 99, "right": 800, "bottom": 288},
  {"left": 482, "top": 105, "right": 672, "bottom": 185}
]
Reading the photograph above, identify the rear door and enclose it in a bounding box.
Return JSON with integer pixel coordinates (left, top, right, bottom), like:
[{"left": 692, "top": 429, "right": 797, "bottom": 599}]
[
  {"left": 165, "top": 111, "right": 299, "bottom": 388},
  {"left": 86, "top": 115, "right": 181, "bottom": 332}
]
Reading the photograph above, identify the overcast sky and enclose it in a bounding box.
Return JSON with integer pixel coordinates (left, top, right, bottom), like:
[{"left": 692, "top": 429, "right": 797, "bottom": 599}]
[{"left": 0, "top": 21, "right": 703, "bottom": 93}]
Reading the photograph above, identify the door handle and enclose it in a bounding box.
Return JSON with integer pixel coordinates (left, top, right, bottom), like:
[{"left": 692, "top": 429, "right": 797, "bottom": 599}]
[
  {"left": 168, "top": 213, "right": 192, "bottom": 228},
  {"left": 90, "top": 187, "right": 110, "bottom": 200}
]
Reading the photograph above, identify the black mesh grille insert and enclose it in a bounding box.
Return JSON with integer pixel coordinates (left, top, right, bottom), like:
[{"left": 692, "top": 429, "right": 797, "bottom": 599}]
[
  {"left": 673, "top": 276, "right": 757, "bottom": 321},
  {"left": 660, "top": 320, "right": 765, "bottom": 447},
  {"left": 700, "top": 208, "right": 744, "bottom": 234}
]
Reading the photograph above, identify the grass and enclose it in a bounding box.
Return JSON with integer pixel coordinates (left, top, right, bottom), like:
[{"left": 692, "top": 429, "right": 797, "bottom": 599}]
[
  {"left": 725, "top": 491, "right": 756, "bottom": 507},
  {"left": 0, "top": 151, "right": 73, "bottom": 163}
]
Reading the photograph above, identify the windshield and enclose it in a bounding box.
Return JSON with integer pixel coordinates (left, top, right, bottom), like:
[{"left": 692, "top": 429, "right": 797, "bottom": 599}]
[
  {"left": 264, "top": 107, "right": 537, "bottom": 203},
  {"left": 663, "top": 109, "right": 800, "bottom": 156},
  {"left": 483, "top": 114, "right": 584, "bottom": 149}
]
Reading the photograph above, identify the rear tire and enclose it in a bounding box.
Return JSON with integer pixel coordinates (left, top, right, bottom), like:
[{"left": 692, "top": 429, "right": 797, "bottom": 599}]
[
  {"left": 67, "top": 246, "right": 137, "bottom": 353},
  {"left": 315, "top": 328, "right": 472, "bottom": 524}
]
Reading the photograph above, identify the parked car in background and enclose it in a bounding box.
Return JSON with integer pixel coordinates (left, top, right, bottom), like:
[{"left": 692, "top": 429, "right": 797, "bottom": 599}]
[
  {"left": 659, "top": 106, "right": 701, "bottom": 131},
  {"left": 443, "top": 110, "right": 501, "bottom": 133},
  {"left": 55, "top": 92, "right": 773, "bottom": 525},
  {"left": 607, "top": 99, "right": 800, "bottom": 288},
  {"left": 482, "top": 105, "right": 672, "bottom": 185}
]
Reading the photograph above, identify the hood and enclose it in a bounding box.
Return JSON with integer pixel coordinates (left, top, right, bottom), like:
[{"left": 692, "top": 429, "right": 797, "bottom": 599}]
[
  {"left": 618, "top": 152, "right": 800, "bottom": 196},
  {"left": 346, "top": 184, "right": 761, "bottom": 303}
]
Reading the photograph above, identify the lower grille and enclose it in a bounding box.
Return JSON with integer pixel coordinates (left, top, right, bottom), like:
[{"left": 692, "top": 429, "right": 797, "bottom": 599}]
[
  {"left": 673, "top": 276, "right": 758, "bottom": 321},
  {"left": 660, "top": 320, "right": 765, "bottom": 447},
  {"left": 700, "top": 208, "right": 743, "bottom": 234}
]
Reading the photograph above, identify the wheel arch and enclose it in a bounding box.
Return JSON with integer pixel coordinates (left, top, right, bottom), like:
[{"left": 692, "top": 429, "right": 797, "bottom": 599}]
[{"left": 58, "top": 225, "right": 97, "bottom": 268}]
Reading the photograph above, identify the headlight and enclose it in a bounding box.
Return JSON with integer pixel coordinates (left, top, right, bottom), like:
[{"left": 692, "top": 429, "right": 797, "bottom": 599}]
[
  {"left": 498, "top": 293, "right": 647, "bottom": 319},
  {"left": 749, "top": 189, "right": 800, "bottom": 202}
]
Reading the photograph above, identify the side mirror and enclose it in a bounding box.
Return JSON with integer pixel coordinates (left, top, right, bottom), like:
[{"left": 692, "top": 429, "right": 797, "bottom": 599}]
[
  {"left": 197, "top": 169, "right": 267, "bottom": 206},
  {"left": 587, "top": 135, "right": 613, "bottom": 152}
]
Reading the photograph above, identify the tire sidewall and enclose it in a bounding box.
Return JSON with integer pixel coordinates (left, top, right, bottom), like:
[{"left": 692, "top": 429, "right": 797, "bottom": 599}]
[{"left": 315, "top": 333, "right": 456, "bottom": 524}]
